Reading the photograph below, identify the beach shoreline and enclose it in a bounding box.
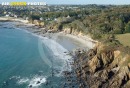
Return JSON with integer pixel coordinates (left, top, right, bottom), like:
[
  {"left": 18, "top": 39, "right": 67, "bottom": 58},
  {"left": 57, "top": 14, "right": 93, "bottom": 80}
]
[
  {"left": 0, "top": 17, "right": 98, "bottom": 88},
  {"left": 0, "top": 16, "right": 97, "bottom": 51},
  {"left": 0, "top": 17, "right": 28, "bottom": 23}
]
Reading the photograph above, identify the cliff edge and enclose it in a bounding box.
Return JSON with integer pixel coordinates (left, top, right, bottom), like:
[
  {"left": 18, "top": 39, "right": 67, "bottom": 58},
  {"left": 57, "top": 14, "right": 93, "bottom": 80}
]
[{"left": 74, "top": 43, "right": 130, "bottom": 88}]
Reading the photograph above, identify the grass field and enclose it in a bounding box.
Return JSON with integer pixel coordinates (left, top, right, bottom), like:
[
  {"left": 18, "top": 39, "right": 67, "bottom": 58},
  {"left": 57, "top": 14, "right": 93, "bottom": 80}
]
[{"left": 116, "top": 33, "right": 130, "bottom": 47}]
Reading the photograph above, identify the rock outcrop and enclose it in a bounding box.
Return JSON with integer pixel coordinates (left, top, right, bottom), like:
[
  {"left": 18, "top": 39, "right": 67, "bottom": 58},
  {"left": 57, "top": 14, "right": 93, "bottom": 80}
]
[
  {"left": 63, "top": 27, "right": 82, "bottom": 35},
  {"left": 74, "top": 43, "right": 130, "bottom": 88}
]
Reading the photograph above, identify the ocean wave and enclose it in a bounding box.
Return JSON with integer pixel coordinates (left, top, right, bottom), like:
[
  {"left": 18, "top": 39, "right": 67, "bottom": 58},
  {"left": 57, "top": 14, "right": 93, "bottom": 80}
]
[
  {"left": 9, "top": 76, "right": 21, "bottom": 80},
  {"left": 42, "top": 37, "right": 71, "bottom": 59},
  {"left": 15, "top": 26, "right": 74, "bottom": 77},
  {"left": 28, "top": 76, "right": 46, "bottom": 88},
  {"left": 38, "top": 36, "right": 73, "bottom": 76},
  {"left": 17, "top": 78, "right": 29, "bottom": 84},
  {"left": 17, "top": 75, "right": 46, "bottom": 88}
]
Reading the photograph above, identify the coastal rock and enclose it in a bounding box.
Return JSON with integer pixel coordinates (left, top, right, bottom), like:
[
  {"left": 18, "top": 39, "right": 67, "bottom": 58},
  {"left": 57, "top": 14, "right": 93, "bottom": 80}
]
[
  {"left": 111, "top": 66, "right": 120, "bottom": 73},
  {"left": 63, "top": 27, "right": 83, "bottom": 36},
  {"left": 88, "top": 56, "right": 102, "bottom": 73},
  {"left": 74, "top": 43, "right": 130, "bottom": 88},
  {"left": 64, "top": 28, "right": 72, "bottom": 34},
  {"left": 101, "top": 51, "right": 114, "bottom": 66},
  {"left": 128, "top": 63, "right": 130, "bottom": 68},
  {"left": 118, "top": 66, "right": 129, "bottom": 83},
  {"left": 33, "top": 20, "right": 40, "bottom": 26},
  {"left": 114, "top": 50, "right": 121, "bottom": 58},
  {"left": 123, "top": 80, "right": 130, "bottom": 88},
  {"left": 100, "top": 70, "right": 109, "bottom": 80},
  {"left": 87, "top": 48, "right": 97, "bottom": 58}
]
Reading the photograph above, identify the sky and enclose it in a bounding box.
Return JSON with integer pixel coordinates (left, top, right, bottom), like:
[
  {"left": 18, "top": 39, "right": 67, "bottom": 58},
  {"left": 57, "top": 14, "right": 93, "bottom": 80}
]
[{"left": 0, "top": 0, "right": 130, "bottom": 5}]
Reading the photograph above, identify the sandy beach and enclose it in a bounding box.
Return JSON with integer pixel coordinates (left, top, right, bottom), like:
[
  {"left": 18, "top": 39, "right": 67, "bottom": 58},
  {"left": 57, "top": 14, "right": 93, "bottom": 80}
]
[
  {"left": 42, "top": 32, "right": 96, "bottom": 51},
  {"left": 0, "top": 17, "right": 98, "bottom": 88},
  {"left": 0, "top": 17, "right": 97, "bottom": 51},
  {"left": 0, "top": 17, "right": 28, "bottom": 23}
]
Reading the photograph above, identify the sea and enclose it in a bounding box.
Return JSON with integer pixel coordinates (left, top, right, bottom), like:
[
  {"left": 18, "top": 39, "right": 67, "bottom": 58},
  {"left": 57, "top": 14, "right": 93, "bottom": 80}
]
[{"left": 0, "top": 22, "right": 73, "bottom": 88}]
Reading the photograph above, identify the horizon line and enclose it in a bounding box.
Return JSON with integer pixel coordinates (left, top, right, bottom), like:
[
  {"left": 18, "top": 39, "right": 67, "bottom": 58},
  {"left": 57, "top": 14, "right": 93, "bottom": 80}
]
[{"left": 0, "top": 3, "right": 130, "bottom": 6}]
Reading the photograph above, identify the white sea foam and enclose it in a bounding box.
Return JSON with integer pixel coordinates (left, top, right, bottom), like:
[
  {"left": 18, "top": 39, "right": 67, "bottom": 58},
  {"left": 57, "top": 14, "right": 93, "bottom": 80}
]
[
  {"left": 41, "top": 37, "right": 72, "bottom": 60},
  {"left": 17, "top": 76, "right": 46, "bottom": 88},
  {"left": 15, "top": 26, "right": 74, "bottom": 76},
  {"left": 38, "top": 36, "right": 73, "bottom": 76},
  {"left": 28, "top": 76, "right": 46, "bottom": 88},
  {"left": 17, "top": 78, "right": 29, "bottom": 84},
  {"left": 9, "top": 76, "right": 21, "bottom": 80}
]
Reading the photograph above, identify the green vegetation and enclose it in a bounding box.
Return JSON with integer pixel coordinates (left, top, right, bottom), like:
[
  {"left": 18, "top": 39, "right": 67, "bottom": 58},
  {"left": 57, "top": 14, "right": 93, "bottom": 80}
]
[
  {"left": 1, "top": 5, "right": 130, "bottom": 47},
  {"left": 36, "top": 5, "right": 130, "bottom": 42},
  {"left": 116, "top": 33, "right": 130, "bottom": 47}
]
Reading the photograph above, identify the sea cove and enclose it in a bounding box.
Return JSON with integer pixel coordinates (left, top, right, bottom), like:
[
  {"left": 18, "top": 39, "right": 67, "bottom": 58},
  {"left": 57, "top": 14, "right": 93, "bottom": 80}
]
[
  {"left": 0, "top": 21, "right": 93, "bottom": 88},
  {"left": 1, "top": 3, "right": 130, "bottom": 88},
  {"left": 0, "top": 22, "right": 72, "bottom": 88}
]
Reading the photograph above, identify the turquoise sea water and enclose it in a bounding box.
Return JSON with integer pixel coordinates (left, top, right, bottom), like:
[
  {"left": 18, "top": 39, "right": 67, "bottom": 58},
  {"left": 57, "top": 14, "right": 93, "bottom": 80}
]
[{"left": 0, "top": 22, "right": 71, "bottom": 88}]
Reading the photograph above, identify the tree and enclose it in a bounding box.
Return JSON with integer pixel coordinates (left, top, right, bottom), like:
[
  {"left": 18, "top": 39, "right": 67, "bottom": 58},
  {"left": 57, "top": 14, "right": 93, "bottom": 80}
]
[
  {"left": 98, "top": 23, "right": 112, "bottom": 33},
  {"left": 125, "top": 22, "right": 130, "bottom": 33}
]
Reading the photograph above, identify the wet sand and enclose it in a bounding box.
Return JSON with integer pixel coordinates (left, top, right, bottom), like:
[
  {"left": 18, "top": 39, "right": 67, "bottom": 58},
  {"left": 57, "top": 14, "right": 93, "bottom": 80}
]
[{"left": 0, "top": 17, "right": 96, "bottom": 51}]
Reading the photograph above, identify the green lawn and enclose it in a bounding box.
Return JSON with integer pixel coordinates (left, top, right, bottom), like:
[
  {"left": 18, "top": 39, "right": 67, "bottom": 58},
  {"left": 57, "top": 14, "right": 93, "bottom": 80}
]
[{"left": 116, "top": 33, "right": 130, "bottom": 47}]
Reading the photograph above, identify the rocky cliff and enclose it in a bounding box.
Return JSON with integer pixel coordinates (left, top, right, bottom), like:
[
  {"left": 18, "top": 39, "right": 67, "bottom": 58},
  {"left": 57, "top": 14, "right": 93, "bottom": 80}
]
[
  {"left": 74, "top": 43, "right": 130, "bottom": 88},
  {"left": 63, "top": 28, "right": 84, "bottom": 36}
]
